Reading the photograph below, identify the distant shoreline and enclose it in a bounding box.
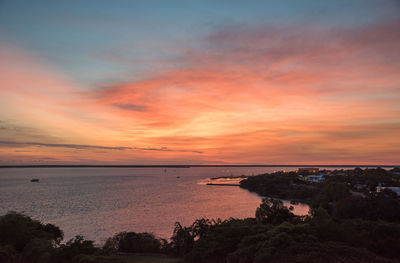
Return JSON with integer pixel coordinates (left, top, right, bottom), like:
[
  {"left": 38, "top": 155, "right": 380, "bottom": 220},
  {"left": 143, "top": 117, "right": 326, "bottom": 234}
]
[{"left": 0, "top": 164, "right": 398, "bottom": 169}]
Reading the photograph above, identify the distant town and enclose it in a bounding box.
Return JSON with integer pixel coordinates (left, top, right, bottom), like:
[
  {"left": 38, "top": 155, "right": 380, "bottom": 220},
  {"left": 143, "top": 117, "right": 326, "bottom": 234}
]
[{"left": 296, "top": 167, "right": 400, "bottom": 196}]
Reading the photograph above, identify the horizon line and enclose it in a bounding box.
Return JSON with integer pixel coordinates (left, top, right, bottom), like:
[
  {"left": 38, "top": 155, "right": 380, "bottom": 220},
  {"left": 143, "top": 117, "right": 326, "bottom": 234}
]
[{"left": 0, "top": 164, "right": 399, "bottom": 169}]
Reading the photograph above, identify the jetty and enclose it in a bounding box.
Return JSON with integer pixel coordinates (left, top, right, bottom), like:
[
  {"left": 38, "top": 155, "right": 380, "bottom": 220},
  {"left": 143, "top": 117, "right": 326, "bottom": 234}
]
[{"left": 206, "top": 183, "right": 240, "bottom": 186}]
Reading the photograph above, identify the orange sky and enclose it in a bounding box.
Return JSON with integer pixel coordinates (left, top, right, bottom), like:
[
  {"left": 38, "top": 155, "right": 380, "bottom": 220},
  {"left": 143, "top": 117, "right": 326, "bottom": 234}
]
[{"left": 0, "top": 10, "right": 399, "bottom": 164}]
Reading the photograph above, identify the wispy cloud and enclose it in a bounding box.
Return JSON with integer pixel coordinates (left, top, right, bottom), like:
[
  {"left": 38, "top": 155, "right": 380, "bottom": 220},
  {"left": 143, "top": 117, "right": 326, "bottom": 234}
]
[
  {"left": 1, "top": 18, "right": 399, "bottom": 164},
  {"left": 0, "top": 141, "right": 202, "bottom": 153},
  {"left": 82, "top": 19, "right": 400, "bottom": 164},
  {"left": 91, "top": 19, "right": 400, "bottom": 131},
  {"left": 111, "top": 103, "right": 148, "bottom": 112}
]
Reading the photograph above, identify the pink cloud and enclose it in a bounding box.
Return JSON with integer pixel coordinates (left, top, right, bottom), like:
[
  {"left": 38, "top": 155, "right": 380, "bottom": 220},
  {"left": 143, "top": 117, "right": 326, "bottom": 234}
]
[
  {"left": 1, "top": 19, "right": 400, "bottom": 164},
  {"left": 84, "top": 19, "right": 400, "bottom": 163}
]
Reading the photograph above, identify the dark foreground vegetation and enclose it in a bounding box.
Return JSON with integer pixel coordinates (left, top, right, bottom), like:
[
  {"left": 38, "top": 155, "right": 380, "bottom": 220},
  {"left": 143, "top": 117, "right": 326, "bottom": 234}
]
[{"left": 1, "top": 168, "right": 400, "bottom": 263}]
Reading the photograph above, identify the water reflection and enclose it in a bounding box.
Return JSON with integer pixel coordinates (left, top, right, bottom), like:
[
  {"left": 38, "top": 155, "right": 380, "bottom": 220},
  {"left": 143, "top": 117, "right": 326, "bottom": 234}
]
[{"left": 0, "top": 167, "right": 310, "bottom": 243}]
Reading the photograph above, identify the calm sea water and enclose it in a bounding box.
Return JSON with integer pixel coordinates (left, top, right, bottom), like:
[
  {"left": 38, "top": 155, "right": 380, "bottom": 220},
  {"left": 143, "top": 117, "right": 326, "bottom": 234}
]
[{"left": 0, "top": 167, "right": 309, "bottom": 243}]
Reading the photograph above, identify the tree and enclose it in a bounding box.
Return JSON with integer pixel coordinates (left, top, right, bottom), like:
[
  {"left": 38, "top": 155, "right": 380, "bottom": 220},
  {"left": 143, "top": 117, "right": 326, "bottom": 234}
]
[
  {"left": 52, "top": 235, "right": 98, "bottom": 263},
  {"left": 104, "top": 231, "right": 162, "bottom": 253},
  {"left": 255, "top": 198, "right": 296, "bottom": 225},
  {"left": 312, "top": 182, "right": 351, "bottom": 214},
  {"left": 0, "top": 212, "right": 63, "bottom": 251},
  {"left": 170, "top": 222, "right": 195, "bottom": 256}
]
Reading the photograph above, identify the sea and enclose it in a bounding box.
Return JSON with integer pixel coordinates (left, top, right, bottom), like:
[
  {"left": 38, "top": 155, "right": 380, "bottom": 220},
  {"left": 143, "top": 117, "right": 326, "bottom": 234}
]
[{"left": 0, "top": 166, "right": 313, "bottom": 243}]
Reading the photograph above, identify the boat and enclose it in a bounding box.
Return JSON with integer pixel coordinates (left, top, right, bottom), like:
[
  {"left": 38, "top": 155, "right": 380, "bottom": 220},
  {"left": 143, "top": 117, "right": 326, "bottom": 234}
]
[{"left": 30, "top": 179, "right": 39, "bottom": 182}]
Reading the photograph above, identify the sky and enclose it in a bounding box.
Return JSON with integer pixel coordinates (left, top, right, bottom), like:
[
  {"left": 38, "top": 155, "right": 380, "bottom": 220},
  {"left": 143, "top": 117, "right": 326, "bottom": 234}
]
[{"left": 0, "top": 0, "right": 399, "bottom": 165}]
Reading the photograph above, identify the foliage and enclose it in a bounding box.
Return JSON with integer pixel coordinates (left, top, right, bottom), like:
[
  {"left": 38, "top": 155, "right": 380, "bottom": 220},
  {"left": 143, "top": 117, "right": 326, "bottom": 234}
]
[
  {"left": 0, "top": 212, "right": 63, "bottom": 251},
  {"left": 22, "top": 238, "right": 54, "bottom": 263},
  {"left": 122, "top": 254, "right": 182, "bottom": 263},
  {"left": 177, "top": 168, "right": 400, "bottom": 262},
  {"left": 311, "top": 182, "right": 351, "bottom": 213},
  {"left": 170, "top": 222, "right": 194, "bottom": 257},
  {"left": 184, "top": 218, "right": 268, "bottom": 263},
  {"left": 240, "top": 171, "right": 315, "bottom": 200},
  {"left": 104, "top": 231, "right": 165, "bottom": 253},
  {"left": 0, "top": 245, "right": 18, "bottom": 263},
  {"left": 51, "top": 235, "right": 100, "bottom": 263},
  {"left": 2, "top": 167, "right": 400, "bottom": 263},
  {"left": 182, "top": 214, "right": 400, "bottom": 263},
  {"left": 336, "top": 189, "right": 400, "bottom": 221},
  {"left": 255, "top": 198, "right": 297, "bottom": 225}
]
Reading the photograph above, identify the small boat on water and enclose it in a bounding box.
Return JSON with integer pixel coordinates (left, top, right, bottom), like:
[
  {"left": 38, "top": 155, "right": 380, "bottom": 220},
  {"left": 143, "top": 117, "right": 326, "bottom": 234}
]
[{"left": 30, "top": 179, "right": 39, "bottom": 182}]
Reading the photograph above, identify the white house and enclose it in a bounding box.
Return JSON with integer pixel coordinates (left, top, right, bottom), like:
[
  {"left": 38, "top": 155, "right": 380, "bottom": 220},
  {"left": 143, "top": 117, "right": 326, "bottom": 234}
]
[
  {"left": 298, "top": 174, "right": 325, "bottom": 183},
  {"left": 376, "top": 186, "right": 400, "bottom": 197}
]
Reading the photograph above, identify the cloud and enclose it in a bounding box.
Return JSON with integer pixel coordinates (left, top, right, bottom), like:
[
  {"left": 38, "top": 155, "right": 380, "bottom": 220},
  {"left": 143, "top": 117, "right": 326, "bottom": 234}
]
[
  {"left": 90, "top": 19, "right": 400, "bottom": 132},
  {"left": 78, "top": 19, "right": 398, "bottom": 164},
  {"left": 0, "top": 121, "right": 60, "bottom": 143},
  {"left": 1, "top": 19, "right": 399, "bottom": 164},
  {"left": 112, "top": 103, "right": 148, "bottom": 111},
  {"left": 0, "top": 140, "right": 202, "bottom": 153}
]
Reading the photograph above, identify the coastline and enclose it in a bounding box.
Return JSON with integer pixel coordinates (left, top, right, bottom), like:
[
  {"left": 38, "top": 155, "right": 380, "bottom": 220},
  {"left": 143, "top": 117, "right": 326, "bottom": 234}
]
[
  {"left": 1, "top": 164, "right": 398, "bottom": 169},
  {"left": 2, "top": 167, "right": 400, "bottom": 263}
]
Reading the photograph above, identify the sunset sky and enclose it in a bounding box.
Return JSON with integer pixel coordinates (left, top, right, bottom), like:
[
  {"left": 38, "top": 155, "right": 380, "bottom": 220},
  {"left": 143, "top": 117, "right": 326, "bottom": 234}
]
[{"left": 0, "top": 0, "right": 399, "bottom": 165}]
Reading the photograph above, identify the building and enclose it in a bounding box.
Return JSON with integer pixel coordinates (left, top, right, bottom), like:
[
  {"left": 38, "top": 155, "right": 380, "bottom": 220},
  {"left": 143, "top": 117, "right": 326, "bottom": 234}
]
[
  {"left": 297, "top": 167, "right": 319, "bottom": 174},
  {"left": 305, "top": 174, "right": 325, "bottom": 183},
  {"left": 298, "top": 174, "right": 325, "bottom": 183},
  {"left": 376, "top": 186, "right": 400, "bottom": 197}
]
